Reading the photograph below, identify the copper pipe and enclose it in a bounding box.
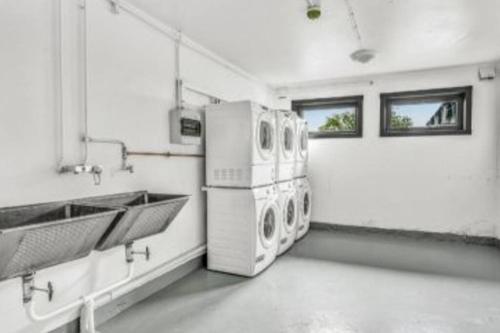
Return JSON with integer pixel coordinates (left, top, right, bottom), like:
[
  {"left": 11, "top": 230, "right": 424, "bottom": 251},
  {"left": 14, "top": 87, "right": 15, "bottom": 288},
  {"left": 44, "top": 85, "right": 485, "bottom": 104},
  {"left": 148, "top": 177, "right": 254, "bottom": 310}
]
[{"left": 127, "top": 151, "right": 205, "bottom": 158}]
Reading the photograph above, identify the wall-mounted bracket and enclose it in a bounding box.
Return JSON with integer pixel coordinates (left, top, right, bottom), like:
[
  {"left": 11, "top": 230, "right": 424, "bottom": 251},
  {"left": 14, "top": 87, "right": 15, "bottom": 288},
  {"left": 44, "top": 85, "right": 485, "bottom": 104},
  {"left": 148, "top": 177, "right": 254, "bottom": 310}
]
[
  {"left": 23, "top": 273, "right": 54, "bottom": 304},
  {"left": 125, "top": 243, "right": 151, "bottom": 263}
]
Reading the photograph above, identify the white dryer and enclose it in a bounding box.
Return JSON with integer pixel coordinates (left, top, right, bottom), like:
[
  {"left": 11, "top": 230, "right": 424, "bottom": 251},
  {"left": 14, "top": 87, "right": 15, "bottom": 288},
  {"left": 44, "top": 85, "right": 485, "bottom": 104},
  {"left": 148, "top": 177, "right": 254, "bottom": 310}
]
[
  {"left": 294, "top": 118, "right": 308, "bottom": 178},
  {"left": 295, "top": 177, "right": 312, "bottom": 240},
  {"left": 207, "top": 185, "right": 280, "bottom": 277},
  {"left": 277, "top": 180, "right": 297, "bottom": 255},
  {"left": 206, "top": 101, "right": 276, "bottom": 188},
  {"left": 276, "top": 110, "right": 296, "bottom": 182}
]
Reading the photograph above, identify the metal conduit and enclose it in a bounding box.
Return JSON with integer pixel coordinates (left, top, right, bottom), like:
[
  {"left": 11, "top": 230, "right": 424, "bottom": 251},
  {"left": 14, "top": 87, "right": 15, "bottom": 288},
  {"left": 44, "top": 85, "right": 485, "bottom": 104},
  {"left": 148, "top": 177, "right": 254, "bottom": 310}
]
[{"left": 127, "top": 151, "right": 205, "bottom": 158}]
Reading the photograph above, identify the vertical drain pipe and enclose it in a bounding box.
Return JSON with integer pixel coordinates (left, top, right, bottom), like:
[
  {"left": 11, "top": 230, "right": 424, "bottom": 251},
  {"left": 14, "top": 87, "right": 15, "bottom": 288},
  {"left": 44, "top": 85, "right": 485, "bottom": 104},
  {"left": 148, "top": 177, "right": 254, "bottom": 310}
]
[
  {"left": 59, "top": 0, "right": 104, "bottom": 185},
  {"left": 55, "top": 0, "right": 65, "bottom": 171},
  {"left": 81, "top": 0, "right": 90, "bottom": 165},
  {"left": 174, "top": 31, "right": 183, "bottom": 110}
]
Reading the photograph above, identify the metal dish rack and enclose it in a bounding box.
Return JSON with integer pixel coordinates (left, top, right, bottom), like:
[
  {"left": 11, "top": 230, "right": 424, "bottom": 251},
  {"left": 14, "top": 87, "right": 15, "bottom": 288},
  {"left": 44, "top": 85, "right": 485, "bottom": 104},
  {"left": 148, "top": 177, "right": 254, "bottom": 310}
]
[
  {"left": 0, "top": 203, "right": 123, "bottom": 282},
  {"left": 77, "top": 191, "right": 190, "bottom": 251}
]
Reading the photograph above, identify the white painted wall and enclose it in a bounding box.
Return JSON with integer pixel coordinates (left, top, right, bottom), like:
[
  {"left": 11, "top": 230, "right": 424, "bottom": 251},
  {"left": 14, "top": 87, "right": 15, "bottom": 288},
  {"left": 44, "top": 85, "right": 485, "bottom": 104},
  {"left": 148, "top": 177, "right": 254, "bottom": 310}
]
[
  {"left": 0, "top": 1, "right": 271, "bottom": 332},
  {"left": 277, "top": 65, "right": 500, "bottom": 237}
]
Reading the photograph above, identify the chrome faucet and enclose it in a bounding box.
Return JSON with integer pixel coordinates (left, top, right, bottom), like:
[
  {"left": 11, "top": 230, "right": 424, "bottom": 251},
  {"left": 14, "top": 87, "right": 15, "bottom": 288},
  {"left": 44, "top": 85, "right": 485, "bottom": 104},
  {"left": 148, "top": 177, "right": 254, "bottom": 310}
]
[{"left": 59, "top": 164, "right": 104, "bottom": 186}]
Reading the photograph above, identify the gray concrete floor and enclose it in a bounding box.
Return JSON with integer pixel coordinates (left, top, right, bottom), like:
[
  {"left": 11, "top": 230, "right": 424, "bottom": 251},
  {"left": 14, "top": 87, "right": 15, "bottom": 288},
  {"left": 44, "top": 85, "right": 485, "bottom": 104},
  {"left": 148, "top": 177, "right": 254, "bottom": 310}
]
[{"left": 99, "top": 229, "right": 500, "bottom": 333}]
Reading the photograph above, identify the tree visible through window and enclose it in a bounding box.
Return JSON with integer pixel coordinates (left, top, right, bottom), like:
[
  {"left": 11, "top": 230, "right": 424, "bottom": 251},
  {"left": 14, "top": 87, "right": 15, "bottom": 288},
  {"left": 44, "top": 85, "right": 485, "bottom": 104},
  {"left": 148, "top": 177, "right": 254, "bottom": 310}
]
[
  {"left": 390, "top": 111, "right": 413, "bottom": 129},
  {"left": 292, "top": 96, "right": 363, "bottom": 138},
  {"left": 319, "top": 110, "right": 356, "bottom": 131}
]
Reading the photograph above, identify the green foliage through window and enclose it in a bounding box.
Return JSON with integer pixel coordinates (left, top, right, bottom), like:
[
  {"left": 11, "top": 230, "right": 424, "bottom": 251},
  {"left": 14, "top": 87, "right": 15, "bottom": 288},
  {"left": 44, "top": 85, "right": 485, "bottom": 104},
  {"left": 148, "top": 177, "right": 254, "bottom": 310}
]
[
  {"left": 390, "top": 111, "right": 413, "bottom": 129},
  {"left": 319, "top": 111, "right": 356, "bottom": 131}
]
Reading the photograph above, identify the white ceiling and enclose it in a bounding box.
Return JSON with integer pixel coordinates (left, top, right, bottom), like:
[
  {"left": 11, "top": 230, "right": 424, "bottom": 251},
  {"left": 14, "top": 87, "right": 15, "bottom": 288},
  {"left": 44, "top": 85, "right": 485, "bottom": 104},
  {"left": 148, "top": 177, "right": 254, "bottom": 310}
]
[{"left": 128, "top": 0, "right": 500, "bottom": 86}]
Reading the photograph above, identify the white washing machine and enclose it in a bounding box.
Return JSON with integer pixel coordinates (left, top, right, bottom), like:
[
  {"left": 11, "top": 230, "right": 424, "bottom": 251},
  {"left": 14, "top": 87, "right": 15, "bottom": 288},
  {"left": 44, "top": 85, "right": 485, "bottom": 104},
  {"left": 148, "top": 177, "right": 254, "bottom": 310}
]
[
  {"left": 206, "top": 101, "right": 276, "bottom": 188},
  {"left": 276, "top": 110, "right": 296, "bottom": 182},
  {"left": 207, "top": 184, "right": 280, "bottom": 277},
  {"left": 294, "top": 118, "right": 308, "bottom": 178},
  {"left": 277, "top": 180, "right": 297, "bottom": 255},
  {"left": 295, "top": 177, "right": 312, "bottom": 240}
]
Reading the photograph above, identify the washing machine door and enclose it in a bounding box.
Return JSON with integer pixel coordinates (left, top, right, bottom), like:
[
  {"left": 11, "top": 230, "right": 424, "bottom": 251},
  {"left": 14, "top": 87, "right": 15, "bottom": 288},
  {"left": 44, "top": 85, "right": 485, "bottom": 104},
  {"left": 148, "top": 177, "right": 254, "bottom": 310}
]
[
  {"left": 298, "top": 122, "right": 308, "bottom": 160},
  {"left": 283, "top": 195, "right": 297, "bottom": 233},
  {"left": 256, "top": 111, "right": 275, "bottom": 161},
  {"left": 259, "top": 203, "right": 278, "bottom": 249},
  {"left": 280, "top": 118, "right": 295, "bottom": 160},
  {"left": 301, "top": 187, "right": 311, "bottom": 221}
]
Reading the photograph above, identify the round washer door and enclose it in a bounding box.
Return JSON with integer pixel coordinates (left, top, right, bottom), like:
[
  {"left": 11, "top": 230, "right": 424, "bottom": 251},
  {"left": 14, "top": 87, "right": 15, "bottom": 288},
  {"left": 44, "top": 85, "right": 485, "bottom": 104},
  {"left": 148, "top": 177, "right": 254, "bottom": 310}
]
[
  {"left": 298, "top": 124, "right": 308, "bottom": 160},
  {"left": 259, "top": 203, "right": 278, "bottom": 249},
  {"left": 283, "top": 195, "right": 297, "bottom": 233},
  {"left": 280, "top": 119, "right": 294, "bottom": 160},
  {"left": 256, "top": 112, "right": 275, "bottom": 161},
  {"left": 302, "top": 189, "right": 311, "bottom": 220}
]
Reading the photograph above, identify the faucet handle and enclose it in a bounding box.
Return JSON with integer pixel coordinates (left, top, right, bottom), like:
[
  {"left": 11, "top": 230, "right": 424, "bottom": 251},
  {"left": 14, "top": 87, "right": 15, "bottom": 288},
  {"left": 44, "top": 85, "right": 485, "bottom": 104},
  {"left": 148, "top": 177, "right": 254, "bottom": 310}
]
[
  {"left": 126, "top": 164, "right": 134, "bottom": 173},
  {"left": 91, "top": 165, "right": 103, "bottom": 174},
  {"left": 91, "top": 165, "right": 103, "bottom": 185}
]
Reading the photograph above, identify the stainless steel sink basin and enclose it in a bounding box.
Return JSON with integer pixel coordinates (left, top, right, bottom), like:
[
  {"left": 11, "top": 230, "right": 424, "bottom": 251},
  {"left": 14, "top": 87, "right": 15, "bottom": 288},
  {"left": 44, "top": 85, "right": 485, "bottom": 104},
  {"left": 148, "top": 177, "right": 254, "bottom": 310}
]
[
  {"left": 0, "top": 203, "right": 123, "bottom": 281},
  {"left": 76, "top": 191, "right": 189, "bottom": 251}
]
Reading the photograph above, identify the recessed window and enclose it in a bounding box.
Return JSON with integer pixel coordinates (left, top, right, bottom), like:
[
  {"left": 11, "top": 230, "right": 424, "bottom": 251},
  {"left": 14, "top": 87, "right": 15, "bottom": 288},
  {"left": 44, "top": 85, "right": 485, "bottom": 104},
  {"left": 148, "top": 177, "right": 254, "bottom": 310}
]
[
  {"left": 380, "top": 86, "right": 472, "bottom": 137},
  {"left": 292, "top": 96, "right": 363, "bottom": 138}
]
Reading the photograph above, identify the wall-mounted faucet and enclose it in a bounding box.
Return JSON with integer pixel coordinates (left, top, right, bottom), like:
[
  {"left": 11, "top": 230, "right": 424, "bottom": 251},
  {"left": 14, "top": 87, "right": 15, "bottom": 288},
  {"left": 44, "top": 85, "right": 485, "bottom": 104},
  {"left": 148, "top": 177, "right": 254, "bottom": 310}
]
[
  {"left": 84, "top": 136, "right": 134, "bottom": 174},
  {"left": 59, "top": 164, "right": 104, "bottom": 186},
  {"left": 58, "top": 137, "right": 133, "bottom": 186}
]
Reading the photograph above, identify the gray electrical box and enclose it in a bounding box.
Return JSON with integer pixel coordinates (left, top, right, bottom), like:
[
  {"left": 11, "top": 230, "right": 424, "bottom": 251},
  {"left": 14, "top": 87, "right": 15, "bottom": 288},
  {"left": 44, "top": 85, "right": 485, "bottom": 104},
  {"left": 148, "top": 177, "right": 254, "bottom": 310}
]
[{"left": 170, "top": 107, "right": 203, "bottom": 145}]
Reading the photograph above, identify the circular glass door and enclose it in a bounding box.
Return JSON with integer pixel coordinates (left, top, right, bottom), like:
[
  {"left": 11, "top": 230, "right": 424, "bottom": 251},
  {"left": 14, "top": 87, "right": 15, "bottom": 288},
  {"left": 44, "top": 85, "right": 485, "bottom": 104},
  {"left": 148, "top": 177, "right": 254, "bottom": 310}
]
[
  {"left": 256, "top": 113, "right": 275, "bottom": 160},
  {"left": 284, "top": 197, "right": 296, "bottom": 233},
  {"left": 299, "top": 127, "right": 308, "bottom": 159},
  {"left": 303, "top": 191, "right": 311, "bottom": 219},
  {"left": 260, "top": 205, "right": 277, "bottom": 249},
  {"left": 281, "top": 124, "right": 294, "bottom": 159}
]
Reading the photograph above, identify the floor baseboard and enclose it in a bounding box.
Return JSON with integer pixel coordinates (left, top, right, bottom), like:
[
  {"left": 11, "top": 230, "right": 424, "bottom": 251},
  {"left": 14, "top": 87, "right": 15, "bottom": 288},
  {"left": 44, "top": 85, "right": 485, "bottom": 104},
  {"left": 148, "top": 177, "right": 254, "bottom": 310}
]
[{"left": 310, "top": 222, "right": 500, "bottom": 248}]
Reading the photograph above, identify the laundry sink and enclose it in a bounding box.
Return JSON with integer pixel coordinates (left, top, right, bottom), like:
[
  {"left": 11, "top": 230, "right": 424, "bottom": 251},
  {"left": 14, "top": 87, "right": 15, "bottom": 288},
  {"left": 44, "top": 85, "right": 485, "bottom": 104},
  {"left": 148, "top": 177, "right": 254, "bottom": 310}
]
[
  {"left": 76, "top": 191, "right": 190, "bottom": 251},
  {"left": 0, "top": 202, "right": 123, "bottom": 281}
]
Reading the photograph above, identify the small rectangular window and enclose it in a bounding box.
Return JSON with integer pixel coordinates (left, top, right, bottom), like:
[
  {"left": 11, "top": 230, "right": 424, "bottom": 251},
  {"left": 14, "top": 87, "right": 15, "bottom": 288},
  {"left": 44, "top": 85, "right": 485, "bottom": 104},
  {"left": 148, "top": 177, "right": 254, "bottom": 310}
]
[
  {"left": 292, "top": 96, "right": 363, "bottom": 138},
  {"left": 380, "top": 86, "right": 472, "bottom": 137}
]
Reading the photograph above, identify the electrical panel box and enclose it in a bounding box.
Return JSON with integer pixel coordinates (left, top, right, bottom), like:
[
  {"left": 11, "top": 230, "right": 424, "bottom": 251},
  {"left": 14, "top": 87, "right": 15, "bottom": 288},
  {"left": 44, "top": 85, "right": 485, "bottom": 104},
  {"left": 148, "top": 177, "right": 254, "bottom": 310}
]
[{"left": 170, "top": 107, "right": 203, "bottom": 145}]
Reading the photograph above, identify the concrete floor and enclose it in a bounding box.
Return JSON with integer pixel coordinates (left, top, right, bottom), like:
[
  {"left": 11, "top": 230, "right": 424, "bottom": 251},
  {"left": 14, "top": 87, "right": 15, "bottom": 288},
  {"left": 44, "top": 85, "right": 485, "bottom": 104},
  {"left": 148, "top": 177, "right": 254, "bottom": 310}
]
[{"left": 100, "top": 229, "right": 500, "bottom": 333}]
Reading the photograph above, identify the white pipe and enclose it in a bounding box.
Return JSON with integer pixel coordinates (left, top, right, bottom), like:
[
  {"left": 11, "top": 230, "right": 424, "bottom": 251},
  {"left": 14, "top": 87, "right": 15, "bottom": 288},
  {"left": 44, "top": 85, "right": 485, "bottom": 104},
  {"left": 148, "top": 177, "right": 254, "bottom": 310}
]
[
  {"left": 25, "top": 262, "right": 134, "bottom": 322},
  {"left": 344, "top": 0, "right": 363, "bottom": 47},
  {"left": 95, "top": 244, "right": 206, "bottom": 307},
  {"left": 55, "top": 0, "right": 65, "bottom": 171},
  {"left": 80, "top": 0, "right": 90, "bottom": 164},
  {"left": 183, "top": 82, "right": 225, "bottom": 103},
  {"left": 104, "top": 0, "right": 265, "bottom": 86},
  {"left": 24, "top": 244, "right": 205, "bottom": 329}
]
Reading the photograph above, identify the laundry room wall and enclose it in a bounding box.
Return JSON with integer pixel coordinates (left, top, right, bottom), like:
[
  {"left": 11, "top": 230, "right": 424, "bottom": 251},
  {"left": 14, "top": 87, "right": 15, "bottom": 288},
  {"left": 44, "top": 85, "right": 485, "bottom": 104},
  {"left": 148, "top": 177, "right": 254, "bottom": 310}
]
[
  {"left": 276, "top": 65, "right": 500, "bottom": 238},
  {"left": 0, "top": 1, "right": 272, "bottom": 332},
  {"left": 496, "top": 65, "right": 500, "bottom": 238}
]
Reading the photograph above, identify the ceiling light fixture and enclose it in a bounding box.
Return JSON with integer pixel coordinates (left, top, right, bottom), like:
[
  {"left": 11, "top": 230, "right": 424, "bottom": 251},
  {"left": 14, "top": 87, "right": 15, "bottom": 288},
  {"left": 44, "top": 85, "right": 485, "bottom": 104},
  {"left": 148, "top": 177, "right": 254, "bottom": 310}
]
[
  {"left": 344, "top": 0, "right": 376, "bottom": 63},
  {"left": 350, "top": 49, "right": 376, "bottom": 63},
  {"left": 306, "top": 0, "right": 321, "bottom": 20}
]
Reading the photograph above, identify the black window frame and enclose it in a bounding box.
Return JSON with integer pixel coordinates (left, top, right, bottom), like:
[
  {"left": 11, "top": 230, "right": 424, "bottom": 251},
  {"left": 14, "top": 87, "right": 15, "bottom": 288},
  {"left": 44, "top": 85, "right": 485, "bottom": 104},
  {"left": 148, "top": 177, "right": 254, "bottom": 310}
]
[
  {"left": 291, "top": 96, "right": 363, "bottom": 139},
  {"left": 380, "top": 86, "right": 472, "bottom": 137}
]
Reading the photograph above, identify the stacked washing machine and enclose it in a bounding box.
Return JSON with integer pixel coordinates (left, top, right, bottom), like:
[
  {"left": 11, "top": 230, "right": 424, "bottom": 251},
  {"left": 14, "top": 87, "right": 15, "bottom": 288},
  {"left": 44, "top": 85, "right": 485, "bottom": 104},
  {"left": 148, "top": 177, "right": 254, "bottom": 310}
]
[
  {"left": 205, "top": 101, "right": 310, "bottom": 277},
  {"left": 294, "top": 116, "right": 312, "bottom": 240}
]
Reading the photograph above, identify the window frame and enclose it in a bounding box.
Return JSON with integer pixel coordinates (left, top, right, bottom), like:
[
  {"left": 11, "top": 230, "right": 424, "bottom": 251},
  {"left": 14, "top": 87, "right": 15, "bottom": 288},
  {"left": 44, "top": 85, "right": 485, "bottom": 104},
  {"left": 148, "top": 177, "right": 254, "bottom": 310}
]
[
  {"left": 291, "top": 96, "right": 363, "bottom": 139},
  {"left": 380, "top": 86, "right": 472, "bottom": 137}
]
